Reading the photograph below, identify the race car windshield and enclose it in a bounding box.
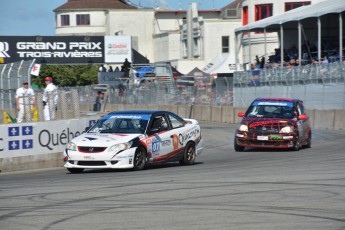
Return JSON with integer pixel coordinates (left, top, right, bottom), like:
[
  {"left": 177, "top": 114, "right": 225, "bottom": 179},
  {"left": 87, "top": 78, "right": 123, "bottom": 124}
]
[
  {"left": 246, "top": 102, "right": 294, "bottom": 119},
  {"left": 88, "top": 114, "right": 150, "bottom": 134}
]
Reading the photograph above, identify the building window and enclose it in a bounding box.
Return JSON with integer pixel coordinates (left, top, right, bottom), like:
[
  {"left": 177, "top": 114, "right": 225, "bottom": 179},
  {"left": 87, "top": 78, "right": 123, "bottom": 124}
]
[
  {"left": 242, "top": 6, "right": 248, "bottom": 25},
  {"left": 61, "top": 15, "right": 70, "bottom": 26},
  {"left": 285, "top": 2, "right": 311, "bottom": 11},
  {"left": 76, "top": 14, "right": 90, "bottom": 25},
  {"left": 222, "top": 36, "right": 229, "bottom": 53},
  {"left": 255, "top": 4, "right": 273, "bottom": 21}
]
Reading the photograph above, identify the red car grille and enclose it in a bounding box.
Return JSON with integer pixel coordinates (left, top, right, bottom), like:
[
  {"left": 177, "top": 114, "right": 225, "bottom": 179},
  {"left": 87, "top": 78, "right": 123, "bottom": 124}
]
[
  {"left": 78, "top": 146, "right": 107, "bottom": 153},
  {"left": 249, "top": 125, "right": 281, "bottom": 134}
]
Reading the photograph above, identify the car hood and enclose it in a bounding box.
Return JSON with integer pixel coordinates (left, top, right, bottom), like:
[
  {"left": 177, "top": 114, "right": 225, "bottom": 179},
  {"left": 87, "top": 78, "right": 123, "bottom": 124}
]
[
  {"left": 72, "top": 133, "right": 142, "bottom": 147},
  {"left": 240, "top": 117, "right": 296, "bottom": 129}
]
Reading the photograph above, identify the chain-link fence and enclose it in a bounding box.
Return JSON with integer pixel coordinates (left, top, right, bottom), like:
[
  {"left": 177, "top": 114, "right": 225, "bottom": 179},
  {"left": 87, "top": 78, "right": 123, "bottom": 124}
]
[
  {"left": 233, "top": 62, "right": 345, "bottom": 109},
  {"left": 0, "top": 60, "right": 35, "bottom": 110},
  {"left": 3, "top": 60, "right": 344, "bottom": 124},
  {"left": 65, "top": 75, "right": 234, "bottom": 111},
  {"left": 1, "top": 60, "right": 81, "bottom": 123}
]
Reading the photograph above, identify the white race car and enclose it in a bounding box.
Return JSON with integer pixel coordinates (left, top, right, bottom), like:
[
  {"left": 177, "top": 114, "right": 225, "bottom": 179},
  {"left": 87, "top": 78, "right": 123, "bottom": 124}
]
[{"left": 64, "top": 110, "right": 203, "bottom": 173}]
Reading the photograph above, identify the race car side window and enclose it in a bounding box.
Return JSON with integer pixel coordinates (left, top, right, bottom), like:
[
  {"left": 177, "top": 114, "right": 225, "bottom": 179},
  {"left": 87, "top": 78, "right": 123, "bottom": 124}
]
[
  {"left": 296, "top": 103, "right": 303, "bottom": 116},
  {"left": 168, "top": 114, "right": 184, "bottom": 129},
  {"left": 151, "top": 115, "right": 169, "bottom": 132},
  {"left": 297, "top": 102, "right": 305, "bottom": 115}
]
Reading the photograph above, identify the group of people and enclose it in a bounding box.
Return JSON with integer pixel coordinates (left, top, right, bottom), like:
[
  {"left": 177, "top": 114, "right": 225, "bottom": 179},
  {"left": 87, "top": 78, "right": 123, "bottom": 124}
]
[
  {"left": 98, "top": 58, "right": 131, "bottom": 77},
  {"left": 253, "top": 40, "right": 342, "bottom": 70},
  {"left": 15, "top": 76, "right": 58, "bottom": 123}
]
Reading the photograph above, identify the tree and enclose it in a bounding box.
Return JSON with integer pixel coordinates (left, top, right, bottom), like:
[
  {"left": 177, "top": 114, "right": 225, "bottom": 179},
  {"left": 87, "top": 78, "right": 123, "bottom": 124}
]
[{"left": 32, "top": 65, "right": 99, "bottom": 88}]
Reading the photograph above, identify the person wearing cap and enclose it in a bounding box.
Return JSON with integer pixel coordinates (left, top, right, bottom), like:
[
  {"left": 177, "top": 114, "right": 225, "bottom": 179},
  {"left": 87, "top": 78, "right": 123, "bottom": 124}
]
[
  {"left": 15, "top": 81, "right": 36, "bottom": 123},
  {"left": 42, "top": 76, "right": 59, "bottom": 120}
]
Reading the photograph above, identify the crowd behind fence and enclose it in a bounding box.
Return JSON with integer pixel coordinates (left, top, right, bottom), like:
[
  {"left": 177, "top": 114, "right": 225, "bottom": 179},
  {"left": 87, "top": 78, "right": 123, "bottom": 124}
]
[
  {"left": 233, "top": 61, "right": 345, "bottom": 109},
  {"left": 1, "top": 60, "right": 345, "bottom": 124}
]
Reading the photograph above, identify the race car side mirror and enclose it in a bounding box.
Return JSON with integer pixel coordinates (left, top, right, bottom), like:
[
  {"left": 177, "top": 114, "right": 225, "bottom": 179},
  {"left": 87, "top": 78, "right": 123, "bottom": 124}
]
[
  {"left": 298, "top": 114, "right": 308, "bottom": 120},
  {"left": 238, "top": 112, "right": 245, "bottom": 117}
]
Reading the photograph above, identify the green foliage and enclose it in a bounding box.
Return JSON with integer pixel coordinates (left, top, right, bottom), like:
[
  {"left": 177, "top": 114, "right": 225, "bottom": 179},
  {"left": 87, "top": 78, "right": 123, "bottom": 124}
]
[{"left": 32, "top": 65, "right": 99, "bottom": 88}]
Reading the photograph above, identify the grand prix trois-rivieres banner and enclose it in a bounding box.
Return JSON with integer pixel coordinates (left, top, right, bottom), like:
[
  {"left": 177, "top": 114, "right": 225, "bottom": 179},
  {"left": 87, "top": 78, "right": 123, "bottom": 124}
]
[{"left": 0, "top": 36, "right": 132, "bottom": 64}]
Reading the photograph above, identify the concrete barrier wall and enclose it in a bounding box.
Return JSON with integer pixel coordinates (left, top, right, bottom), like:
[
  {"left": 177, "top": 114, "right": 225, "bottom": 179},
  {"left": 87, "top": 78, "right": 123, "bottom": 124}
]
[
  {"left": 79, "top": 104, "right": 345, "bottom": 130},
  {"left": 1, "top": 105, "right": 344, "bottom": 174}
]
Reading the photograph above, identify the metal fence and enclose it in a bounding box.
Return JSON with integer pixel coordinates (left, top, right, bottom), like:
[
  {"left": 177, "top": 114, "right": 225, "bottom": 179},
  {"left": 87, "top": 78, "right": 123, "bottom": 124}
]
[
  {"left": 1, "top": 60, "right": 81, "bottom": 123},
  {"left": 64, "top": 75, "right": 234, "bottom": 111},
  {"left": 233, "top": 61, "right": 345, "bottom": 109},
  {"left": 0, "top": 60, "right": 35, "bottom": 110},
  {"left": 2, "top": 60, "right": 345, "bottom": 124}
]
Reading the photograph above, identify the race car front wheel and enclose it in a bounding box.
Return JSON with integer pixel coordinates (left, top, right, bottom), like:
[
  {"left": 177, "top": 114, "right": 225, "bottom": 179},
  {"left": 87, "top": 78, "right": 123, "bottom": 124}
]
[
  {"left": 133, "top": 146, "right": 147, "bottom": 170},
  {"left": 292, "top": 135, "right": 300, "bottom": 151},
  {"left": 234, "top": 138, "right": 245, "bottom": 152},
  {"left": 179, "top": 142, "right": 196, "bottom": 165}
]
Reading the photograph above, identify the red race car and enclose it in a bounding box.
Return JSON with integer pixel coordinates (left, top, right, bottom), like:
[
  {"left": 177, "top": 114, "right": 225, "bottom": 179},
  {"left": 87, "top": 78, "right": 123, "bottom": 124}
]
[{"left": 234, "top": 98, "right": 311, "bottom": 151}]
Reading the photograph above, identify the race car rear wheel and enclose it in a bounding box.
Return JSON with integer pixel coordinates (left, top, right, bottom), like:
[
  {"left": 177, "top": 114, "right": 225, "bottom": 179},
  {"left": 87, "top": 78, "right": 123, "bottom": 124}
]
[
  {"left": 67, "top": 168, "right": 84, "bottom": 174},
  {"left": 305, "top": 132, "right": 312, "bottom": 148},
  {"left": 234, "top": 138, "right": 245, "bottom": 152},
  {"left": 133, "top": 146, "right": 147, "bottom": 170},
  {"left": 179, "top": 142, "right": 196, "bottom": 165}
]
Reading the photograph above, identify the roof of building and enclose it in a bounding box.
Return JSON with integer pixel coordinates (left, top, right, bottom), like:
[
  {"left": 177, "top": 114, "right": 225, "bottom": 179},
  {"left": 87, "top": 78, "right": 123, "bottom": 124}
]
[
  {"left": 221, "top": 0, "right": 242, "bottom": 10},
  {"left": 54, "top": 0, "right": 137, "bottom": 11}
]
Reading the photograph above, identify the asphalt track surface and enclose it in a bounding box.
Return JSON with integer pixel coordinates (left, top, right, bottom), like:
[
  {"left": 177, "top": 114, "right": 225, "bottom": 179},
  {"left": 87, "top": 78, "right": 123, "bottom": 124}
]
[{"left": 1, "top": 122, "right": 345, "bottom": 230}]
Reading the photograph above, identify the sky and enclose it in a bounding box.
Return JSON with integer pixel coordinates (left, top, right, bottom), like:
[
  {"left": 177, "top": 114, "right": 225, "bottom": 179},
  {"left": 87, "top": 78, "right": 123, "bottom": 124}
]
[{"left": 0, "top": 0, "right": 232, "bottom": 36}]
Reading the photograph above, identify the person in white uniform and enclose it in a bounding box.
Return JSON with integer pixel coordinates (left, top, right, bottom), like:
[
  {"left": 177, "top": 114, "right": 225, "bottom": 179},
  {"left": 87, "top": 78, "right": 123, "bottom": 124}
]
[
  {"left": 15, "top": 81, "right": 36, "bottom": 123},
  {"left": 42, "top": 76, "right": 59, "bottom": 120}
]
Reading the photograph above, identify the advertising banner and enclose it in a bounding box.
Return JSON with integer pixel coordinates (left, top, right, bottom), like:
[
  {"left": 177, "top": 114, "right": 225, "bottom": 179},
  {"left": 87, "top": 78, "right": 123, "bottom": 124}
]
[
  {"left": 0, "top": 117, "right": 98, "bottom": 158},
  {"left": 0, "top": 36, "right": 132, "bottom": 64},
  {"left": 104, "top": 36, "right": 132, "bottom": 63}
]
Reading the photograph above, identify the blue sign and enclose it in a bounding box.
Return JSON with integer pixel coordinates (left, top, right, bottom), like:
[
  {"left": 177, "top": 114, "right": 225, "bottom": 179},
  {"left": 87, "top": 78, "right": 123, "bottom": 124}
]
[
  {"left": 22, "top": 126, "right": 33, "bottom": 136},
  {"left": 9, "top": 140, "right": 20, "bottom": 150},
  {"left": 8, "top": 127, "right": 20, "bottom": 136},
  {"left": 22, "top": 139, "right": 33, "bottom": 149}
]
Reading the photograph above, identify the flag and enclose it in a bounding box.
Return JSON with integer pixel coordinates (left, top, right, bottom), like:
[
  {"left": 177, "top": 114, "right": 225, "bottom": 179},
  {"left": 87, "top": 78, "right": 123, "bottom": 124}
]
[
  {"left": 30, "top": 64, "right": 41, "bottom": 76},
  {"left": 31, "top": 107, "right": 38, "bottom": 122},
  {"left": 4, "top": 111, "right": 16, "bottom": 124}
]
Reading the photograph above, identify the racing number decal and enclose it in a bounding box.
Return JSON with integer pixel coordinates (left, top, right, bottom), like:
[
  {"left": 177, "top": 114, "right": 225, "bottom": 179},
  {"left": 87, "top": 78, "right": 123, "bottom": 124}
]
[{"left": 152, "top": 141, "right": 160, "bottom": 155}]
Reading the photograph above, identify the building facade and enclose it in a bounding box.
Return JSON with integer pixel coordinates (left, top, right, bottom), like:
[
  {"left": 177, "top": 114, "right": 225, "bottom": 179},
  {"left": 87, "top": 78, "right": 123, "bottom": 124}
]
[{"left": 54, "top": 0, "right": 242, "bottom": 74}]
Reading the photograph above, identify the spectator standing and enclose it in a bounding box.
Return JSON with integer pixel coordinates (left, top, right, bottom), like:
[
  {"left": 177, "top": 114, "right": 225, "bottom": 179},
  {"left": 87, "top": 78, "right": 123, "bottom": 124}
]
[
  {"left": 260, "top": 57, "right": 265, "bottom": 69},
  {"left": 15, "top": 81, "right": 36, "bottom": 123},
  {"left": 99, "top": 64, "right": 107, "bottom": 72},
  {"left": 93, "top": 91, "right": 104, "bottom": 112},
  {"left": 122, "top": 58, "right": 131, "bottom": 77},
  {"left": 108, "top": 66, "right": 114, "bottom": 72},
  {"left": 42, "top": 76, "right": 59, "bottom": 121}
]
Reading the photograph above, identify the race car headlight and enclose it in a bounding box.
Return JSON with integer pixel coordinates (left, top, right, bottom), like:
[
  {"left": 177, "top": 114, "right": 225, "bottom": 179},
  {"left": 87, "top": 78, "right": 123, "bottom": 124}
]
[
  {"left": 280, "top": 126, "right": 294, "bottom": 133},
  {"left": 66, "top": 142, "right": 76, "bottom": 151},
  {"left": 108, "top": 142, "right": 132, "bottom": 153},
  {"left": 238, "top": 124, "right": 248, "bottom": 132}
]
